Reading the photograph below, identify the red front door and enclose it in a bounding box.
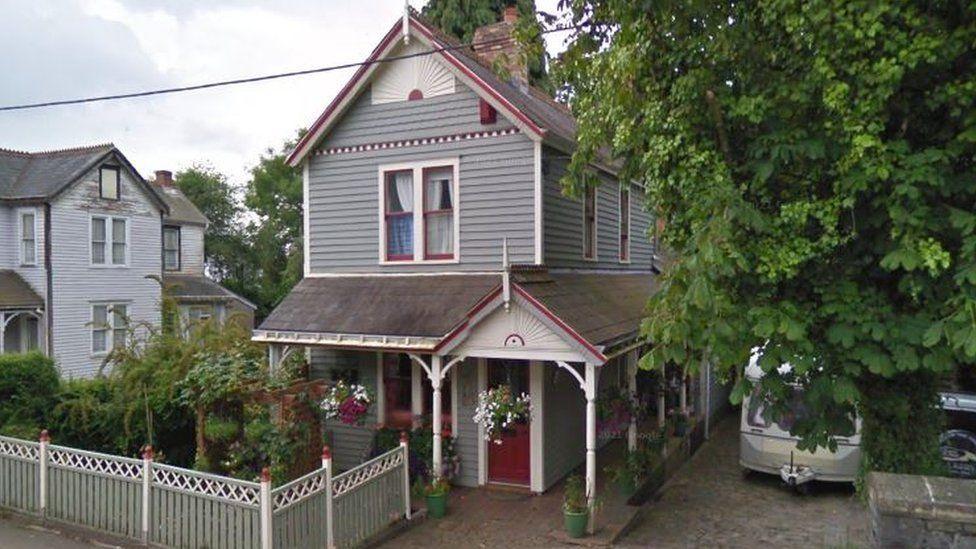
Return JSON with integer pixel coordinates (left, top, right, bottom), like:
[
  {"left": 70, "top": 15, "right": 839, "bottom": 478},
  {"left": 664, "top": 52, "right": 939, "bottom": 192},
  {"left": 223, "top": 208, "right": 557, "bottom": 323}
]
[{"left": 487, "top": 360, "right": 531, "bottom": 485}]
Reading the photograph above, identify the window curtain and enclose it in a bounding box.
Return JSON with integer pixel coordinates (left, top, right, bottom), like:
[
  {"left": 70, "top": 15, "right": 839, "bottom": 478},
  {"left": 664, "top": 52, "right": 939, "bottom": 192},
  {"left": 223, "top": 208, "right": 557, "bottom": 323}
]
[
  {"left": 387, "top": 171, "right": 414, "bottom": 257},
  {"left": 425, "top": 170, "right": 454, "bottom": 256}
]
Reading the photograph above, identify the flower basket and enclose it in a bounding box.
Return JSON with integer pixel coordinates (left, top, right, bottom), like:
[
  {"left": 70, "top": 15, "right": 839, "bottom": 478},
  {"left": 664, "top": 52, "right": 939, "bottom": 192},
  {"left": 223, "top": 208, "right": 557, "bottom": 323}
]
[
  {"left": 320, "top": 381, "right": 372, "bottom": 425},
  {"left": 472, "top": 385, "right": 531, "bottom": 443}
]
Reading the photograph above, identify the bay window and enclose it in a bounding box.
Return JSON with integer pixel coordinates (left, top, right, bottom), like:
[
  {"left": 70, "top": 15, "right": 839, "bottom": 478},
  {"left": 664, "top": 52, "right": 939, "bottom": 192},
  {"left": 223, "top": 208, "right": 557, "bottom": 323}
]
[
  {"left": 583, "top": 185, "right": 597, "bottom": 260},
  {"left": 91, "top": 215, "right": 127, "bottom": 266},
  {"left": 380, "top": 159, "right": 459, "bottom": 263},
  {"left": 619, "top": 186, "right": 630, "bottom": 263}
]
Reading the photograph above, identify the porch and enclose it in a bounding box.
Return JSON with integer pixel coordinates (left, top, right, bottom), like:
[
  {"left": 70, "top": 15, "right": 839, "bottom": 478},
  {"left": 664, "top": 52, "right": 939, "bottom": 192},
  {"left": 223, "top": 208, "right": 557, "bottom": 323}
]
[{"left": 0, "top": 271, "right": 45, "bottom": 355}]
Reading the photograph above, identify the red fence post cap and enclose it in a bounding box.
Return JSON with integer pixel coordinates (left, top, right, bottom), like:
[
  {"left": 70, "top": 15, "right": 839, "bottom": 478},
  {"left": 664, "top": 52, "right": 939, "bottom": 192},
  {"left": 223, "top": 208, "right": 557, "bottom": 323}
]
[
  {"left": 261, "top": 467, "right": 272, "bottom": 482},
  {"left": 39, "top": 429, "right": 50, "bottom": 443},
  {"left": 142, "top": 445, "right": 153, "bottom": 460},
  {"left": 322, "top": 445, "right": 332, "bottom": 460},
  {"left": 400, "top": 431, "right": 409, "bottom": 445}
]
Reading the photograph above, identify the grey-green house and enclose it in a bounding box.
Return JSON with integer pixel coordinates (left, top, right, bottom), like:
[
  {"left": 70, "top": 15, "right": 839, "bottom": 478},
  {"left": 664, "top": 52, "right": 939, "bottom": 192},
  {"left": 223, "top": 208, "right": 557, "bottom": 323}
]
[{"left": 257, "top": 9, "right": 707, "bottom": 507}]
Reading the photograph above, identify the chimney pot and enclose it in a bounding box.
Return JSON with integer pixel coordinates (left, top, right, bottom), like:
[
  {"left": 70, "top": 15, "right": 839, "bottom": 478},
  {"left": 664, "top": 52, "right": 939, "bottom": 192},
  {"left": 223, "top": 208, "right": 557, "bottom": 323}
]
[
  {"left": 155, "top": 170, "right": 173, "bottom": 187},
  {"left": 503, "top": 6, "right": 518, "bottom": 23}
]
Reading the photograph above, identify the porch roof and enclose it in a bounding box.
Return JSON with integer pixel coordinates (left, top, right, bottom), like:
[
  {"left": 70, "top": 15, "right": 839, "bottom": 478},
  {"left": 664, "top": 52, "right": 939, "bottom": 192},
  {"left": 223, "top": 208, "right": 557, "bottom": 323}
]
[
  {"left": 163, "top": 274, "right": 257, "bottom": 310},
  {"left": 257, "top": 271, "right": 656, "bottom": 353},
  {"left": 0, "top": 270, "right": 43, "bottom": 310}
]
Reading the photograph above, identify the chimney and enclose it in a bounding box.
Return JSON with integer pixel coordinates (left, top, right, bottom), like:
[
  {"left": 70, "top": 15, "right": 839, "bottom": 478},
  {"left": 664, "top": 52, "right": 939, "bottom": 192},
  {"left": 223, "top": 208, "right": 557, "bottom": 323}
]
[
  {"left": 154, "top": 170, "right": 173, "bottom": 187},
  {"left": 472, "top": 5, "right": 528, "bottom": 88}
]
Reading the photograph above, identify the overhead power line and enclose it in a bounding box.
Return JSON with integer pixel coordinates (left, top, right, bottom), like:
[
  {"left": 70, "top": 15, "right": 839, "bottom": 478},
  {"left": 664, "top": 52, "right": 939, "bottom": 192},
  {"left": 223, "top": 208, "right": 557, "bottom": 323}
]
[{"left": 0, "top": 23, "right": 578, "bottom": 113}]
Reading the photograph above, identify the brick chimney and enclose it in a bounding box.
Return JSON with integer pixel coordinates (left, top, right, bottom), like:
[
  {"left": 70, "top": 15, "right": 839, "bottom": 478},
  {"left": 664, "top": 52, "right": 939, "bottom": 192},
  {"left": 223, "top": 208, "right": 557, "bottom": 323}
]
[
  {"left": 154, "top": 170, "right": 173, "bottom": 187},
  {"left": 472, "top": 5, "right": 528, "bottom": 88}
]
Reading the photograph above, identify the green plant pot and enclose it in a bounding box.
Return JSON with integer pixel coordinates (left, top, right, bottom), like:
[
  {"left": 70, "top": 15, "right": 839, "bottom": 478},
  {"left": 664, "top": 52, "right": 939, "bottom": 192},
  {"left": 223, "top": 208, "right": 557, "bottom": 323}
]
[
  {"left": 426, "top": 492, "right": 447, "bottom": 518},
  {"left": 564, "top": 510, "right": 588, "bottom": 538}
]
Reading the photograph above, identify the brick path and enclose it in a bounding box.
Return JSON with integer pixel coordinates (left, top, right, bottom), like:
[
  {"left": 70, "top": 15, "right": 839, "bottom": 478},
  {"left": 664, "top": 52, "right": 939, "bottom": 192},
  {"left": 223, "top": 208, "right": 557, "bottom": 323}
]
[{"left": 383, "top": 415, "right": 869, "bottom": 548}]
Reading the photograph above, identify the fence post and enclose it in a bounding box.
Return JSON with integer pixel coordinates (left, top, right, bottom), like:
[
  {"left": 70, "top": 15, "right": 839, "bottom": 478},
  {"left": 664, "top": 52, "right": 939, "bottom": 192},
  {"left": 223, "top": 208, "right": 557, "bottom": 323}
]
[
  {"left": 324, "top": 446, "right": 335, "bottom": 549},
  {"left": 38, "top": 430, "right": 49, "bottom": 518},
  {"left": 260, "top": 467, "right": 272, "bottom": 549},
  {"left": 142, "top": 445, "right": 152, "bottom": 543},
  {"left": 400, "top": 431, "right": 411, "bottom": 520}
]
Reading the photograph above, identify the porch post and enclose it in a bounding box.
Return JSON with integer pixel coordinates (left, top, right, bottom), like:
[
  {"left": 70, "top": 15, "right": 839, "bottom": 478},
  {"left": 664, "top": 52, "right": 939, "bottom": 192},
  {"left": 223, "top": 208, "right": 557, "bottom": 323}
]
[
  {"left": 431, "top": 355, "right": 443, "bottom": 479},
  {"left": 267, "top": 344, "right": 280, "bottom": 373},
  {"left": 0, "top": 312, "right": 5, "bottom": 354},
  {"left": 584, "top": 362, "right": 597, "bottom": 534},
  {"left": 627, "top": 350, "right": 638, "bottom": 452}
]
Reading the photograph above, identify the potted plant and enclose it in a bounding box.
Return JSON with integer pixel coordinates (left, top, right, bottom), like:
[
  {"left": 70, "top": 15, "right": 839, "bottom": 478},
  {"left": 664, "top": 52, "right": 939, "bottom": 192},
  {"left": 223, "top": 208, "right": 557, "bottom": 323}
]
[
  {"left": 424, "top": 477, "right": 450, "bottom": 518},
  {"left": 472, "top": 385, "right": 531, "bottom": 443},
  {"left": 604, "top": 463, "right": 636, "bottom": 498},
  {"left": 563, "top": 474, "right": 589, "bottom": 538}
]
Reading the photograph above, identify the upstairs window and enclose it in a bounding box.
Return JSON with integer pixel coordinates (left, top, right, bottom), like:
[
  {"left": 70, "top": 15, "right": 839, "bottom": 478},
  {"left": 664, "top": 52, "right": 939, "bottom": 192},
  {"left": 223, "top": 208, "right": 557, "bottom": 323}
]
[
  {"left": 380, "top": 159, "right": 459, "bottom": 263},
  {"left": 619, "top": 186, "right": 630, "bottom": 263},
  {"left": 163, "top": 226, "right": 181, "bottom": 271},
  {"left": 20, "top": 210, "right": 36, "bottom": 265},
  {"left": 99, "top": 166, "right": 120, "bottom": 200},
  {"left": 91, "top": 216, "right": 127, "bottom": 266},
  {"left": 423, "top": 167, "right": 455, "bottom": 259},
  {"left": 92, "top": 303, "right": 127, "bottom": 354},
  {"left": 583, "top": 186, "right": 597, "bottom": 260},
  {"left": 384, "top": 170, "right": 414, "bottom": 261}
]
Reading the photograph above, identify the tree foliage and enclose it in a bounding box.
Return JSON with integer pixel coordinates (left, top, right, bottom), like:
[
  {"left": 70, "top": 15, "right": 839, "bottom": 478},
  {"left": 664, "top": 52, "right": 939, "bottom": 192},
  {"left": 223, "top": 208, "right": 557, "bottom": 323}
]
[
  {"left": 555, "top": 0, "right": 976, "bottom": 473},
  {"left": 422, "top": 0, "right": 550, "bottom": 90}
]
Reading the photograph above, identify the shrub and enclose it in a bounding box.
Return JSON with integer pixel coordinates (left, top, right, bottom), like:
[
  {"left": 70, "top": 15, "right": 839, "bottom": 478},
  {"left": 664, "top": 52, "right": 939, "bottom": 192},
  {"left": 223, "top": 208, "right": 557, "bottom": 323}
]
[{"left": 0, "top": 352, "right": 58, "bottom": 438}]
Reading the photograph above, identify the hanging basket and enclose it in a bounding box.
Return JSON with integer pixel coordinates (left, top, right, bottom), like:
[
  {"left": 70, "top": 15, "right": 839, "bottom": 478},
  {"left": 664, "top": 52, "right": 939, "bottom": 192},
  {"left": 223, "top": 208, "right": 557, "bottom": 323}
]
[{"left": 472, "top": 385, "right": 531, "bottom": 443}]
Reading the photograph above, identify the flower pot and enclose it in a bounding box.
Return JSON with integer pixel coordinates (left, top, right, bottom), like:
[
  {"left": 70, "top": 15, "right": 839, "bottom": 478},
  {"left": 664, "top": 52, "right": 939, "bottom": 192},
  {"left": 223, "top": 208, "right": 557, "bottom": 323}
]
[
  {"left": 563, "top": 509, "right": 589, "bottom": 538},
  {"left": 426, "top": 492, "right": 447, "bottom": 518}
]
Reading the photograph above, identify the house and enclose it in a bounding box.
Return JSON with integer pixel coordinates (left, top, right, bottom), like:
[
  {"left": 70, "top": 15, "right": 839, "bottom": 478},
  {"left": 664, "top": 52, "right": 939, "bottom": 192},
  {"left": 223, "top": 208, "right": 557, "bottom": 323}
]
[
  {"left": 0, "top": 145, "right": 254, "bottom": 377},
  {"left": 255, "top": 7, "right": 722, "bottom": 511}
]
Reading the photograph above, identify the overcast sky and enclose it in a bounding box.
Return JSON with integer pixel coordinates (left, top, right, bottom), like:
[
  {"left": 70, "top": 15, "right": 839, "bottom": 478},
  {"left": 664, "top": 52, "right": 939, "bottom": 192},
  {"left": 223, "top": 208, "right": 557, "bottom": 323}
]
[{"left": 0, "top": 0, "right": 567, "bottom": 184}]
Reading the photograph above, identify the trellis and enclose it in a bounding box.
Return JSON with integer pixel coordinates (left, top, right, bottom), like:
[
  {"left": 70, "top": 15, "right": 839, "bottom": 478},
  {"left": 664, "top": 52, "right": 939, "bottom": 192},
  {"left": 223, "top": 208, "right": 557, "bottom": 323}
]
[{"left": 0, "top": 432, "right": 411, "bottom": 548}]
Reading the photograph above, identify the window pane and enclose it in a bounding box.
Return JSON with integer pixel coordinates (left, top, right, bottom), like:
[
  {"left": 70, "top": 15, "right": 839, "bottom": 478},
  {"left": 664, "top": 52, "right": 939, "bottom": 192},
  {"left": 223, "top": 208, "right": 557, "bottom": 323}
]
[
  {"left": 387, "top": 215, "right": 413, "bottom": 258},
  {"left": 425, "top": 212, "right": 453, "bottom": 256},
  {"left": 92, "top": 305, "right": 108, "bottom": 353},
  {"left": 112, "top": 305, "right": 127, "bottom": 328},
  {"left": 112, "top": 219, "right": 126, "bottom": 264},
  {"left": 112, "top": 243, "right": 126, "bottom": 264},
  {"left": 424, "top": 168, "right": 453, "bottom": 211},
  {"left": 164, "top": 227, "right": 179, "bottom": 249},
  {"left": 93, "top": 305, "right": 108, "bottom": 326},
  {"left": 100, "top": 167, "right": 118, "bottom": 199},
  {"left": 386, "top": 171, "right": 413, "bottom": 213},
  {"left": 92, "top": 330, "right": 107, "bottom": 353},
  {"left": 22, "top": 213, "right": 34, "bottom": 239},
  {"left": 165, "top": 250, "right": 178, "bottom": 270},
  {"left": 92, "top": 218, "right": 106, "bottom": 264},
  {"left": 23, "top": 242, "right": 35, "bottom": 264}
]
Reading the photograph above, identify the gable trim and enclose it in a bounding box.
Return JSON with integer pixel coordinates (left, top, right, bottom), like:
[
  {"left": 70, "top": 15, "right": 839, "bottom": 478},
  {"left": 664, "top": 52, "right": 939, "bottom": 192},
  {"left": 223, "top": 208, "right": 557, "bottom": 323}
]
[
  {"left": 48, "top": 149, "right": 169, "bottom": 214},
  {"left": 287, "top": 14, "right": 546, "bottom": 167}
]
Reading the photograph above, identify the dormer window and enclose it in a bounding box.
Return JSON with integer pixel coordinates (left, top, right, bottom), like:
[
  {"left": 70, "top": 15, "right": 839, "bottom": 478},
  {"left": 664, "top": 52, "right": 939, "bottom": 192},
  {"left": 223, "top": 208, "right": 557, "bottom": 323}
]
[
  {"left": 380, "top": 159, "right": 459, "bottom": 264},
  {"left": 99, "top": 166, "right": 120, "bottom": 200}
]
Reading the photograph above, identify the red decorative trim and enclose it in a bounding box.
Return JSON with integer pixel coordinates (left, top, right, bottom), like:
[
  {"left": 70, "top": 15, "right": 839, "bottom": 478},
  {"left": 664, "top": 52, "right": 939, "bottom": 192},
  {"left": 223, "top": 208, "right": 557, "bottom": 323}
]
[
  {"left": 287, "top": 14, "right": 545, "bottom": 166},
  {"left": 316, "top": 128, "right": 520, "bottom": 156},
  {"left": 408, "top": 89, "right": 424, "bottom": 101}
]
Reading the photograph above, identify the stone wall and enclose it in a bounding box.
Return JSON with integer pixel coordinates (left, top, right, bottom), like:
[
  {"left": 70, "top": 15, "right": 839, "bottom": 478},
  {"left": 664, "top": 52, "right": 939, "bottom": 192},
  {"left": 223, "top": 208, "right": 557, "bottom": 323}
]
[{"left": 868, "top": 472, "right": 976, "bottom": 548}]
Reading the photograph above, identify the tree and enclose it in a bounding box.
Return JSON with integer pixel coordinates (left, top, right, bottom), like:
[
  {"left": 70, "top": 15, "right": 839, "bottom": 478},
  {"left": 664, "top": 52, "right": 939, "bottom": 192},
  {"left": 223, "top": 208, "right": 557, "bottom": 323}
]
[
  {"left": 422, "top": 0, "right": 550, "bottom": 90},
  {"left": 173, "top": 165, "right": 248, "bottom": 282},
  {"left": 555, "top": 1, "right": 975, "bottom": 477}
]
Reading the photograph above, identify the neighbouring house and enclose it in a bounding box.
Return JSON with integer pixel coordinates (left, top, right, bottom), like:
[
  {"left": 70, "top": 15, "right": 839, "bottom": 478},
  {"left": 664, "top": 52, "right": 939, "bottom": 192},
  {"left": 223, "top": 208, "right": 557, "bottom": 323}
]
[
  {"left": 255, "top": 7, "right": 724, "bottom": 506},
  {"left": 0, "top": 145, "right": 254, "bottom": 377}
]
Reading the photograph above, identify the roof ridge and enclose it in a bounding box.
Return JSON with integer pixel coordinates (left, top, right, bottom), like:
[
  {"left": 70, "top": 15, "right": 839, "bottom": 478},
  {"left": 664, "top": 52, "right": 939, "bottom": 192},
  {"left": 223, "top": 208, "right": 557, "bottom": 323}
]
[
  {"left": 26, "top": 143, "right": 115, "bottom": 157},
  {"left": 0, "top": 147, "right": 31, "bottom": 157}
]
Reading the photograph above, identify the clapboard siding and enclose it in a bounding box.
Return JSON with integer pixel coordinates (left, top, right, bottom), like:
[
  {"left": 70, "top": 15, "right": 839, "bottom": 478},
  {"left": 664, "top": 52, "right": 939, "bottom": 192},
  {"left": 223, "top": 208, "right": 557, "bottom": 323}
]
[
  {"left": 543, "top": 148, "right": 655, "bottom": 270},
  {"left": 309, "top": 348, "right": 378, "bottom": 472},
  {"left": 454, "top": 359, "right": 480, "bottom": 487},
  {"left": 49, "top": 164, "right": 162, "bottom": 378},
  {"left": 307, "top": 85, "right": 536, "bottom": 273},
  {"left": 0, "top": 205, "right": 47, "bottom": 299},
  {"left": 175, "top": 224, "right": 205, "bottom": 274}
]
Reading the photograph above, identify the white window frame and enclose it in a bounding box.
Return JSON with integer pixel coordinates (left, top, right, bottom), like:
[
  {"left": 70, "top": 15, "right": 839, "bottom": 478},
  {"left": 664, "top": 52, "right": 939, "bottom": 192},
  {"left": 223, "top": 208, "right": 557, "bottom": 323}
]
[
  {"left": 90, "top": 215, "right": 130, "bottom": 267},
  {"left": 582, "top": 185, "right": 598, "bottom": 261},
  {"left": 18, "top": 208, "right": 38, "bottom": 266},
  {"left": 99, "top": 165, "right": 120, "bottom": 201},
  {"left": 90, "top": 302, "right": 129, "bottom": 356},
  {"left": 618, "top": 185, "right": 631, "bottom": 264},
  {"left": 163, "top": 225, "right": 181, "bottom": 271},
  {"left": 377, "top": 158, "right": 460, "bottom": 265}
]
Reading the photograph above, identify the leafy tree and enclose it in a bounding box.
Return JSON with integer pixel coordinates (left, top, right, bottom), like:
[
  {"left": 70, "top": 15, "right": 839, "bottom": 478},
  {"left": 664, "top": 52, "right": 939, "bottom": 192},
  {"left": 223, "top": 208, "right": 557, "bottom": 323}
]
[
  {"left": 422, "top": 0, "right": 550, "bottom": 89},
  {"left": 173, "top": 165, "right": 249, "bottom": 282},
  {"left": 555, "top": 1, "right": 975, "bottom": 476}
]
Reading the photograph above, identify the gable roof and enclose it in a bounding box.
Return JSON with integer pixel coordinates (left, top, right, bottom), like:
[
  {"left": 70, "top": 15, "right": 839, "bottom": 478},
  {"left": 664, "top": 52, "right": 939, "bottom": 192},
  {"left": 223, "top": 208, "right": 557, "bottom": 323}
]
[
  {"left": 287, "top": 9, "right": 579, "bottom": 166},
  {"left": 0, "top": 144, "right": 168, "bottom": 211},
  {"left": 150, "top": 180, "right": 209, "bottom": 226}
]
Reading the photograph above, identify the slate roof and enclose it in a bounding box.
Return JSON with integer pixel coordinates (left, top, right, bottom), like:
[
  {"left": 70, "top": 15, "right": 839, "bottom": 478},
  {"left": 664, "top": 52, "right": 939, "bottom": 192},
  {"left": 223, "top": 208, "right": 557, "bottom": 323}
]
[
  {"left": 0, "top": 144, "right": 167, "bottom": 210},
  {"left": 259, "top": 271, "right": 655, "bottom": 348},
  {"left": 163, "top": 274, "right": 256, "bottom": 310},
  {"left": 0, "top": 270, "right": 43, "bottom": 309},
  {"left": 150, "top": 181, "right": 209, "bottom": 226}
]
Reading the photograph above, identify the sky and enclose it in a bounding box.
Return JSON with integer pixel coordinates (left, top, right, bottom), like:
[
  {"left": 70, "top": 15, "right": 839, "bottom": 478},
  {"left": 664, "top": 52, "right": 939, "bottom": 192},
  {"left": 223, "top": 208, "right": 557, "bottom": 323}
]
[{"left": 0, "top": 0, "right": 567, "bottom": 184}]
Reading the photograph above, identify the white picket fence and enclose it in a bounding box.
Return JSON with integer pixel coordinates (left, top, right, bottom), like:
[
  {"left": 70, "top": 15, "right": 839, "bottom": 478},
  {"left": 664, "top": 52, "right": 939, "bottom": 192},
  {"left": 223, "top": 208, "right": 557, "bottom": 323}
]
[{"left": 0, "top": 432, "right": 411, "bottom": 548}]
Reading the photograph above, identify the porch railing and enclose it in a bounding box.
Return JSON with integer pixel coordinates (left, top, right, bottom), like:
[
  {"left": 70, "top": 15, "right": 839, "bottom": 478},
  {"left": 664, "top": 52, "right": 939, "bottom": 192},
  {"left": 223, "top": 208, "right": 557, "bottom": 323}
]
[{"left": 0, "top": 432, "right": 411, "bottom": 548}]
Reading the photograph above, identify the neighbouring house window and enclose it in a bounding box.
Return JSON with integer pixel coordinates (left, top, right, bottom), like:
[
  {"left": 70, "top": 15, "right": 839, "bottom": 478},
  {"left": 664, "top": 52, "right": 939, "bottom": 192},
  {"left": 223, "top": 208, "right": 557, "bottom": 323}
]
[
  {"left": 20, "top": 211, "right": 36, "bottom": 265},
  {"left": 584, "top": 185, "right": 597, "bottom": 260},
  {"left": 92, "top": 303, "right": 128, "bottom": 354},
  {"left": 380, "top": 160, "right": 459, "bottom": 263},
  {"left": 99, "top": 166, "right": 120, "bottom": 200},
  {"left": 423, "top": 167, "right": 455, "bottom": 259},
  {"left": 385, "top": 170, "right": 414, "bottom": 261},
  {"left": 91, "top": 216, "right": 127, "bottom": 266},
  {"left": 619, "top": 186, "right": 630, "bottom": 262},
  {"left": 163, "top": 226, "right": 181, "bottom": 271},
  {"left": 383, "top": 353, "right": 414, "bottom": 429}
]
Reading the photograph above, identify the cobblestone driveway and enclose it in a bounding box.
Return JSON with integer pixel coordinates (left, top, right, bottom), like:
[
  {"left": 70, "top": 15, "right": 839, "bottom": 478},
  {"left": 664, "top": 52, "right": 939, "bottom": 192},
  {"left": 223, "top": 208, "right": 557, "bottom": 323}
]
[{"left": 618, "top": 416, "right": 869, "bottom": 548}]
